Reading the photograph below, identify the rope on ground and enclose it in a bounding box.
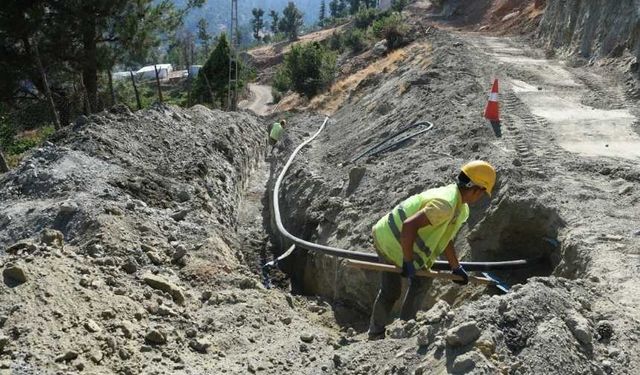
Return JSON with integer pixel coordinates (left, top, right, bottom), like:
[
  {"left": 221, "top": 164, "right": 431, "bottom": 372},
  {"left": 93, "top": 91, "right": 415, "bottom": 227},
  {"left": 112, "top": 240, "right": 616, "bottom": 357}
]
[{"left": 271, "top": 116, "right": 547, "bottom": 271}]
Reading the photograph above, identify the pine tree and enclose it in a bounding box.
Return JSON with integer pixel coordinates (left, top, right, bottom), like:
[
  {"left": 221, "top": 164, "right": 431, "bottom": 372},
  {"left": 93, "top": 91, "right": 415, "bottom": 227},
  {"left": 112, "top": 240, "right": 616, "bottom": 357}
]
[
  {"left": 319, "top": 1, "right": 326, "bottom": 25},
  {"left": 338, "top": 0, "right": 348, "bottom": 17},
  {"left": 192, "top": 34, "right": 243, "bottom": 108},
  {"left": 278, "top": 2, "right": 304, "bottom": 41},
  {"left": 197, "top": 18, "right": 211, "bottom": 57},
  {"left": 251, "top": 8, "right": 265, "bottom": 41},
  {"left": 269, "top": 10, "right": 280, "bottom": 34},
  {"left": 329, "top": 0, "right": 339, "bottom": 18}
]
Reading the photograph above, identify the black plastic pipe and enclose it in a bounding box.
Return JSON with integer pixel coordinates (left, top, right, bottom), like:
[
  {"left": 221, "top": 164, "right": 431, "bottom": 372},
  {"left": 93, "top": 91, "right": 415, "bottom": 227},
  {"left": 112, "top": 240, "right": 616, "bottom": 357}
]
[{"left": 272, "top": 116, "right": 546, "bottom": 272}]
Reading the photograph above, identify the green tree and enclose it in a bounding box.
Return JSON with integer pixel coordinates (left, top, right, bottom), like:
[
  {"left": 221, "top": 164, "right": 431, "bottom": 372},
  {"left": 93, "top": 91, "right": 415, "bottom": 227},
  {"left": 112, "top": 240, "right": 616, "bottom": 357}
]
[
  {"left": 0, "top": 0, "right": 203, "bottom": 113},
  {"left": 275, "top": 42, "right": 336, "bottom": 98},
  {"left": 349, "top": 0, "right": 362, "bottom": 14},
  {"left": 278, "top": 2, "right": 304, "bottom": 41},
  {"left": 251, "top": 8, "right": 265, "bottom": 41},
  {"left": 329, "top": 0, "right": 339, "bottom": 18},
  {"left": 338, "top": 0, "right": 348, "bottom": 17},
  {"left": 269, "top": 10, "right": 280, "bottom": 34},
  {"left": 192, "top": 34, "right": 243, "bottom": 108},
  {"left": 319, "top": 1, "right": 326, "bottom": 25},
  {"left": 392, "top": 0, "right": 409, "bottom": 12},
  {"left": 197, "top": 18, "right": 211, "bottom": 57}
]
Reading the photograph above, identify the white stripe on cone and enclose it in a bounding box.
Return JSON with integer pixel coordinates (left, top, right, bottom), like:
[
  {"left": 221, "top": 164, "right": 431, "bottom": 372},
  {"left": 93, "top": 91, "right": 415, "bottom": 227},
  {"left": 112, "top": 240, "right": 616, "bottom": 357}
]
[{"left": 489, "top": 92, "right": 498, "bottom": 102}]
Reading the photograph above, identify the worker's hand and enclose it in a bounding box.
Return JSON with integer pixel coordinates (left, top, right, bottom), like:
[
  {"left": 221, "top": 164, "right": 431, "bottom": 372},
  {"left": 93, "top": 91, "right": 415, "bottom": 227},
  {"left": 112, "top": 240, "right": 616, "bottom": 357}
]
[
  {"left": 401, "top": 261, "right": 416, "bottom": 279},
  {"left": 452, "top": 265, "right": 469, "bottom": 285}
]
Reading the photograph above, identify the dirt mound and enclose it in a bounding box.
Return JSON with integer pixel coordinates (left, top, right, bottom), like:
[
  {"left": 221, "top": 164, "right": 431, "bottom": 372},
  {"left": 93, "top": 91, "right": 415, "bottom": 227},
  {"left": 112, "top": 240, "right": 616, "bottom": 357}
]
[{"left": 0, "top": 104, "right": 343, "bottom": 373}]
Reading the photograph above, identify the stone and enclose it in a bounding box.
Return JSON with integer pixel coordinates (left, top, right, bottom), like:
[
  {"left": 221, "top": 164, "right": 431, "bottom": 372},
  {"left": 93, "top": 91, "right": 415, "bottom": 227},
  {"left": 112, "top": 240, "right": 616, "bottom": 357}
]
[
  {"left": 84, "top": 319, "right": 101, "bottom": 333},
  {"left": 156, "top": 305, "right": 177, "bottom": 317},
  {"left": 121, "top": 258, "right": 138, "bottom": 274},
  {"left": 177, "top": 190, "right": 191, "bottom": 202},
  {"left": 300, "top": 333, "right": 315, "bottom": 343},
  {"left": 6, "top": 241, "right": 37, "bottom": 255},
  {"left": 373, "top": 39, "right": 389, "bottom": 56},
  {"left": 280, "top": 316, "right": 292, "bottom": 325},
  {"left": 146, "top": 252, "right": 164, "bottom": 266},
  {"left": 119, "top": 348, "right": 132, "bottom": 360},
  {"left": 416, "top": 300, "right": 450, "bottom": 324},
  {"left": 3, "top": 264, "right": 27, "bottom": 285},
  {"left": 171, "top": 209, "right": 189, "bottom": 221},
  {"left": 145, "top": 329, "right": 167, "bottom": 345},
  {"left": 86, "top": 243, "right": 104, "bottom": 258},
  {"left": 417, "top": 326, "right": 435, "bottom": 347},
  {"left": 475, "top": 336, "right": 496, "bottom": 357},
  {"left": 189, "top": 338, "right": 212, "bottom": 353},
  {"left": 565, "top": 313, "right": 592, "bottom": 345},
  {"left": 185, "top": 328, "right": 197, "bottom": 338},
  {"left": 0, "top": 335, "right": 9, "bottom": 351},
  {"left": 119, "top": 320, "right": 136, "bottom": 339},
  {"left": 346, "top": 167, "right": 366, "bottom": 196},
  {"left": 445, "top": 321, "right": 481, "bottom": 347},
  {"left": 40, "top": 228, "right": 64, "bottom": 248},
  {"left": 143, "top": 273, "right": 185, "bottom": 305},
  {"left": 597, "top": 320, "right": 614, "bottom": 341},
  {"left": 105, "top": 206, "right": 124, "bottom": 216},
  {"left": 172, "top": 245, "right": 187, "bottom": 262},
  {"left": 451, "top": 350, "right": 483, "bottom": 373},
  {"left": 55, "top": 350, "right": 79, "bottom": 362}
]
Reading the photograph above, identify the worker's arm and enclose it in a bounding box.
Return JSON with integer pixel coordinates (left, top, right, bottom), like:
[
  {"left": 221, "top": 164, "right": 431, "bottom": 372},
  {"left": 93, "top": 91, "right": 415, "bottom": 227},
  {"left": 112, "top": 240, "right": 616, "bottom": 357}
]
[
  {"left": 442, "top": 241, "right": 460, "bottom": 269},
  {"left": 400, "top": 211, "right": 430, "bottom": 262},
  {"left": 443, "top": 240, "right": 469, "bottom": 285}
]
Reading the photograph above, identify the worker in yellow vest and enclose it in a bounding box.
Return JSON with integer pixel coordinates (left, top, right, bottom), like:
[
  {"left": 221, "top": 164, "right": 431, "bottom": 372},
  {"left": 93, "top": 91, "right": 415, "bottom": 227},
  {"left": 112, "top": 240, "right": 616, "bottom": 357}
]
[
  {"left": 269, "top": 119, "right": 286, "bottom": 152},
  {"left": 368, "top": 161, "right": 496, "bottom": 340}
]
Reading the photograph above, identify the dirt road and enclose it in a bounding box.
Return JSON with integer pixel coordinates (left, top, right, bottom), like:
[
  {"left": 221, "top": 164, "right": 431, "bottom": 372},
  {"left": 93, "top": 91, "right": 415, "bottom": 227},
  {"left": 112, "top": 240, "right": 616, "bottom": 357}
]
[
  {"left": 239, "top": 83, "right": 273, "bottom": 116},
  {"left": 467, "top": 35, "right": 640, "bottom": 160}
]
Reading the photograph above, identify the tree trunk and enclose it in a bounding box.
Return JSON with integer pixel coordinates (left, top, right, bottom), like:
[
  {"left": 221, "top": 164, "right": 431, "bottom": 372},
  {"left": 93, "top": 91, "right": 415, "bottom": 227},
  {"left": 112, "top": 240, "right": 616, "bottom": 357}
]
[
  {"left": 82, "top": 15, "right": 98, "bottom": 112},
  {"left": 0, "top": 148, "right": 9, "bottom": 173},
  {"left": 129, "top": 71, "right": 142, "bottom": 110},
  {"left": 202, "top": 72, "right": 216, "bottom": 108},
  {"left": 78, "top": 74, "right": 91, "bottom": 115},
  {"left": 154, "top": 65, "right": 163, "bottom": 103},
  {"left": 32, "top": 41, "right": 62, "bottom": 130},
  {"left": 108, "top": 69, "right": 116, "bottom": 106}
]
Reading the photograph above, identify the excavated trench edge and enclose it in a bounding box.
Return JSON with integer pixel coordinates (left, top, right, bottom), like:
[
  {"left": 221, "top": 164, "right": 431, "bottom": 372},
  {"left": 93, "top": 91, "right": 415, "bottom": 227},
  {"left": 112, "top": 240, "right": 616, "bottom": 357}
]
[{"left": 268, "top": 116, "right": 549, "bottom": 271}]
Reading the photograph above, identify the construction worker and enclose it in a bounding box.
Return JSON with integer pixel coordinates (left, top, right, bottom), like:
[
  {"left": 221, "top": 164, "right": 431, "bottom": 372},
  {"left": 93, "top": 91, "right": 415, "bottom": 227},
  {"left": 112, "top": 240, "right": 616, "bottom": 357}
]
[
  {"left": 268, "top": 119, "right": 286, "bottom": 151},
  {"left": 368, "top": 160, "right": 496, "bottom": 340}
]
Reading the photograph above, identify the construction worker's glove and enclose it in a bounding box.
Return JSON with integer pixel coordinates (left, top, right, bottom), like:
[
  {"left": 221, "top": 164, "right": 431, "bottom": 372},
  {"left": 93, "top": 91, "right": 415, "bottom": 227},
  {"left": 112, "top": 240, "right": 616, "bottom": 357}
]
[
  {"left": 452, "top": 266, "right": 469, "bottom": 285},
  {"left": 401, "top": 261, "right": 416, "bottom": 279}
]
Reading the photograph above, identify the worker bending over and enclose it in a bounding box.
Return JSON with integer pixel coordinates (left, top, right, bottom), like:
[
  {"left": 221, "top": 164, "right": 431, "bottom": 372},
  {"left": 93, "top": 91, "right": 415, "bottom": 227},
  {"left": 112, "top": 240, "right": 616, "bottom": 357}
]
[
  {"left": 268, "top": 119, "right": 287, "bottom": 152},
  {"left": 368, "top": 161, "right": 496, "bottom": 340}
]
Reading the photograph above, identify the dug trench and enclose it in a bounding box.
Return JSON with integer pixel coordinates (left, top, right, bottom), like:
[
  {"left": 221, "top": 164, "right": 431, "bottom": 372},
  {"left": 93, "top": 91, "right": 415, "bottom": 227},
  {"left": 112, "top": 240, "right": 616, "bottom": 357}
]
[
  {"left": 254, "top": 29, "right": 588, "bottom": 332},
  {"left": 262, "top": 140, "right": 577, "bottom": 330}
]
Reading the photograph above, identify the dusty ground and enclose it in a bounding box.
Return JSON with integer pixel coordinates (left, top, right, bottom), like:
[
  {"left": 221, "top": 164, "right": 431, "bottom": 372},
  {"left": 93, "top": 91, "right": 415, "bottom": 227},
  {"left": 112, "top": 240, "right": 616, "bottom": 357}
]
[{"left": 238, "top": 84, "right": 274, "bottom": 116}]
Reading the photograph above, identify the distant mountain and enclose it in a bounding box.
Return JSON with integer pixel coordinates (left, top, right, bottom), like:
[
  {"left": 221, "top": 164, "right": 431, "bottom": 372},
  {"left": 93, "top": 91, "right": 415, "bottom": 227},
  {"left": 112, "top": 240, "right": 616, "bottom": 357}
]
[{"left": 175, "top": 0, "right": 321, "bottom": 37}]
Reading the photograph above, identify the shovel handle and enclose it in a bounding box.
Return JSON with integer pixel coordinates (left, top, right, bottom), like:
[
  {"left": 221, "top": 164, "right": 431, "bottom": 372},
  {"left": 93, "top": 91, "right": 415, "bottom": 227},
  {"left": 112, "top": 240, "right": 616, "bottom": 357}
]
[{"left": 345, "top": 259, "right": 496, "bottom": 286}]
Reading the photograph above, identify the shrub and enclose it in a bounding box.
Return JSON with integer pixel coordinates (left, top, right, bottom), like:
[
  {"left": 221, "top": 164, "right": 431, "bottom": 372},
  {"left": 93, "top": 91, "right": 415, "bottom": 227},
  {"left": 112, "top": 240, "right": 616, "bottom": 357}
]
[
  {"left": 272, "top": 67, "right": 292, "bottom": 93},
  {"left": 354, "top": 8, "right": 382, "bottom": 29},
  {"left": 274, "top": 42, "right": 337, "bottom": 98},
  {"left": 328, "top": 31, "right": 344, "bottom": 52},
  {"left": 371, "top": 13, "right": 408, "bottom": 50},
  {"left": 343, "top": 28, "right": 367, "bottom": 53}
]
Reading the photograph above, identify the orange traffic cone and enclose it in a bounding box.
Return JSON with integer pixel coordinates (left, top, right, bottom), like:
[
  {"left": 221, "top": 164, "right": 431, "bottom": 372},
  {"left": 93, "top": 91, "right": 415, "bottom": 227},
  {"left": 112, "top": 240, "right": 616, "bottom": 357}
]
[{"left": 484, "top": 79, "right": 500, "bottom": 122}]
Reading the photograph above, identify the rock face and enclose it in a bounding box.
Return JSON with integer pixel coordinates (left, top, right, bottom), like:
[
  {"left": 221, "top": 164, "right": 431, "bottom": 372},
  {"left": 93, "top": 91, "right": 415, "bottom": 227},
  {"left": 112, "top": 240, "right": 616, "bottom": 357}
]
[{"left": 540, "top": 0, "right": 640, "bottom": 62}]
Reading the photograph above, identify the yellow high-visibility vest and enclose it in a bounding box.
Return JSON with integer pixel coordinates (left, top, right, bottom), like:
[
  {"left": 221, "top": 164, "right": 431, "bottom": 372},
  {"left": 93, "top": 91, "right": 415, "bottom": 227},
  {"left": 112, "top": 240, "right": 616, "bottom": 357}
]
[
  {"left": 270, "top": 122, "right": 284, "bottom": 142},
  {"left": 372, "top": 184, "right": 469, "bottom": 269}
]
